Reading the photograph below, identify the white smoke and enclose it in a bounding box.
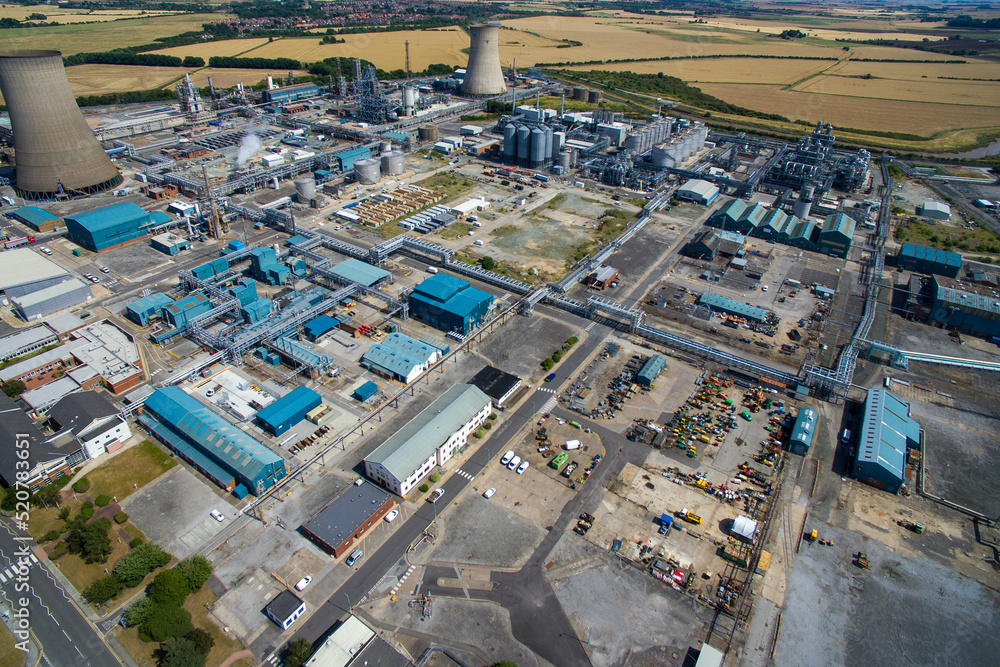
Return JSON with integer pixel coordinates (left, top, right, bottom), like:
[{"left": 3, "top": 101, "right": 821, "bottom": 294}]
[{"left": 236, "top": 120, "right": 267, "bottom": 166}]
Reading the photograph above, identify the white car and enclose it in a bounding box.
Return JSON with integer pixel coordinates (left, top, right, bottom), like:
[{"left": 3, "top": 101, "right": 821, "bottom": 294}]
[
  {"left": 507, "top": 455, "right": 521, "bottom": 471},
  {"left": 100, "top": 266, "right": 110, "bottom": 273},
  {"left": 516, "top": 461, "right": 529, "bottom": 475},
  {"left": 384, "top": 509, "right": 399, "bottom": 522},
  {"left": 210, "top": 510, "right": 224, "bottom": 522},
  {"left": 429, "top": 488, "right": 445, "bottom": 503},
  {"left": 295, "top": 576, "right": 312, "bottom": 591},
  {"left": 762, "top": 285, "right": 769, "bottom": 292},
  {"left": 483, "top": 487, "right": 496, "bottom": 499},
  {"left": 500, "top": 450, "right": 514, "bottom": 466}
]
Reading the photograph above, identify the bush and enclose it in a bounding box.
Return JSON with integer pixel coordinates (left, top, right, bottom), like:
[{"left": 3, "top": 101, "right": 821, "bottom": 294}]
[
  {"left": 121, "top": 596, "right": 157, "bottom": 628},
  {"left": 419, "top": 484, "right": 429, "bottom": 493},
  {"left": 552, "top": 350, "right": 563, "bottom": 362},
  {"left": 49, "top": 541, "right": 69, "bottom": 560},
  {"left": 484, "top": 422, "right": 492, "bottom": 430},
  {"left": 95, "top": 495, "right": 111, "bottom": 507},
  {"left": 114, "top": 542, "right": 170, "bottom": 588},
  {"left": 541, "top": 358, "right": 554, "bottom": 370},
  {"left": 490, "top": 413, "right": 497, "bottom": 420},
  {"left": 130, "top": 537, "right": 144, "bottom": 549},
  {"left": 72, "top": 478, "right": 90, "bottom": 493},
  {"left": 175, "top": 555, "right": 213, "bottom": 591},
  {"left": 139, "top": 604, "right": 192, "bottom": 642},
  {"left": 157, "top": 636, "right": 203, "bottom": 667},
  {"left": 58, "top": 506, "right": 71, "bottom": 521},
  {"left": 149, "top": 569, "right": 191, "bottom": 607},
  {"left": 80, "top": 501, "right": 95, "bottom": 520},
  {"left": 429, "top": 472, "right": 441, "bottom": 483},
  {"left": 114, "top": 511, "right": 128, "bottom": 524},
  {"left": 83, "top": 575, "right": 124, "bottom": 605},
  {"left": 474, "top": 428, "right": 485, "bottom": 438}
]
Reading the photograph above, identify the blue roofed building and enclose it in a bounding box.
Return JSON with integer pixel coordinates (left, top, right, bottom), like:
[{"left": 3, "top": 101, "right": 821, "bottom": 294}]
[
  {"left": 852, "top": 388, "right": 920, "bottom": 494},
  {"left": 336, "top": 146, "right": 372, "bottom": 172},
  {"left": 249, "top": 247, "right": 290, "bottom": 285},
  {"left": 162, "top": 293, "right": 212, "bottom": 329},
  {"left": 228, "top": 278, "right": 258, "bottom": 307},
  {"left": 361, "top": 333, "right": 443, "bottom": 383},
  {"left": 255, "top": 386, "right": 323, "bottom": 436},
  {"left": 897, "top": 242, "right": 962, "bottom": 278},
  {"left": 12, "top": 206, "right": 61, "bottom": 233},
  {"left": 928, "top": 276, "right": 1000, "bottom": 338},
  {"left": 140, "top": 387, "right": 286, "bottom": 496},
  {"left": 636, "top": 355, "right": 666, "bottom": 387},
  {"left": 353, "top": 381, "right": 379, "bottom": 402},
  {"left": 65, "top": 202, "right": 163, "bottom": 252},
  {"left": 327, "top": 259, "right": 392, "bottom": 287},
  {"left": 697, "top": 293, "right": 767, "bottom": 323},
  {"left": 125, "top": 293, "right": 175, "bottom": 326},
  {"left": 303, "top": 315, "right": 341, "bottom": 342},
  {"left": 262, "top": 83, "right": 319, "bottom": 104},
  {"left": 817, "top": 213, "right": 856, "bottom": 259},
  {"left": 408, "top": 274, "right": 493, "bottom": 336},
  {"left": 789, "top": 408, "right": 817, "bottom": 456}
]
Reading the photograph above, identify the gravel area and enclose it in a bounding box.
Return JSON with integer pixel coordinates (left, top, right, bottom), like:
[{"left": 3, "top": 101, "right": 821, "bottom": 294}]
[
  {"left": 478, "top": 314, "right": 577, "bottom": 379},
  {"left": 774, "top": 523, "right": 1000, "bottom": 667}
]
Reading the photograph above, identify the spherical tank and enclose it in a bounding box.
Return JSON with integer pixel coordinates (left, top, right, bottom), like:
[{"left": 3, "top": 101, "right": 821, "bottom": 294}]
[
  {"left": 588, "top": 90, "right": 603, "bottom": 104},
  {"left": 529, "top": 126, "right": 545, "bottom": 167},
  {"left": 381, "top": 151, "right": 405, "bottom": 176},
  {"left": 543, "top": 125, "right": 554, "bottom": 161},
  {"left": 516, "top": 125, "right": 531, "bottom": 165},
  {"left": 573, "top": 87, "right": 588, "bottom": 101},
  {"left": 354, "top": 158, "right": 381, "bottom": 185},
  {"left": 503, "top": 123, "right": 517, "bottom": 162},
  {"left": 295, "top": 177, "right": 316, "bottom": 202},
  {"left": 0, "top": 50, "right": 122, "bottom": 199}
]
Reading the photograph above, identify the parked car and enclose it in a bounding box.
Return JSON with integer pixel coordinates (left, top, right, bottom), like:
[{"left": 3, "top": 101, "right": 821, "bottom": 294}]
[
  {"left": 429, "top": 488, "right": 445, "bottom": 503},
  {"left": 500, "top": 450, "right": 514, "bottom": 466},
  {"left": 483, "top": 487, "right": 496, "bottom": 499},
  {"left": 210, "top": 510, "right": 224, "bottom": 522},
  {"left": 507, "top": 455, "right": 521, "bottom": 471},
  {"left": 384, "top": 509, "right": 399, "bottom": 522},
  {"left": 516, "top": 461, "right": 529, "bottom": 475},
  {"left": 100, "top": 266, "right": 110, "bottom": 273},
  {"left": 295, "top": 576, "right": 312, "bottom": 591}
]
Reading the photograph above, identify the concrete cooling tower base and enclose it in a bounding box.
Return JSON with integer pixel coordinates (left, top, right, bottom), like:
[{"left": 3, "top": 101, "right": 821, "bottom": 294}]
[{"left": 461, "top": 23, "right": 507, "bottom": 97}]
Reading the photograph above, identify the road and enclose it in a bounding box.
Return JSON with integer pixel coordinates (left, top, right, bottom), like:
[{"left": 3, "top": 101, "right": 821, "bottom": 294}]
[{"left": 0, "top": 519, "right": 121, "bottom": 667}]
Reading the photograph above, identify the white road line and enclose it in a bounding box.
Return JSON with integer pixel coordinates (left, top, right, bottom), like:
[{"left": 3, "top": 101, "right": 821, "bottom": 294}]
[{"left": 0, "top": 573, "right": 6, "bottom": 584}]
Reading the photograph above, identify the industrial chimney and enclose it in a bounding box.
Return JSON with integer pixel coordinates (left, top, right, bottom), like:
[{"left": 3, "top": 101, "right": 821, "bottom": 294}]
[
  {"left": 461, "top": 23, "right": 507, "bottom": 97},
  {"left": 0, "top": 50, "right": 121, "bottom": 200}
]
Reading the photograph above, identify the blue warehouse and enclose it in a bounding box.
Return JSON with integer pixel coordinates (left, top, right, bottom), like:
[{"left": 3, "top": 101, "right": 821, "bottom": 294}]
[
  {"left": 897, "top": 243, "right": 962, "bottom": 279},
  {"left": 789, "top": 408, "right": 817, "bottom": 456},
  {"left": 262, "top": 83, "right": 319, "bottom": 104},
  {"left": 256, "top": 386, "right": 323, "bottom": 436},
  {"left": 852, "top": 388, "right": 919, "bottom": 494},
  {"left": 65, "top": 202, "right": 171, "bottom": 253},
  {"left": 408, "top": 274, "right": 493, "bottom": 336},
  {"left": 141, "top": 387, "right": 286, "bottom": 496},
  {"left": 125, "top": 293, "right": 175, "bottom": 326}
]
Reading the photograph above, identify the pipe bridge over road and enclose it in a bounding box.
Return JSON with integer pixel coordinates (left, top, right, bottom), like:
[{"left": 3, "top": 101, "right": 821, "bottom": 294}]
[{"left": 861, "top": 340, "right": 1000, "bottom": 372}]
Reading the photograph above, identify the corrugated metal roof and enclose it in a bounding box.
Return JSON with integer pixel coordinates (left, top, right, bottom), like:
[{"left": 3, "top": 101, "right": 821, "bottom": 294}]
[
  {"left": 790, "top": 408, "right": 817, "bottom": 449},
  {"left": 822, "top": 213, "right": 856, "bottom": 238},
  {"left": 64, "top": 202, "right": 151, "bottom": 233},
  {"left": 697, "top": 293, "right": 766, "bottom": 322},
  {"left": 898, "top": 242, "right": 962, "bottom": 268},
  {"left": 856, "top": 388, "right": 918, "bottom": 484},
  {"left": 304, "top": 315, "right": 340, "bottom": 337},
  {"left": 366, "top": 384, "right": 489, "bottom": 481},
  {"left": 127, "top": 292, "right": 175, "bottom": 315},
  {"left": 412, "top": 273, "right": 467, "bottom": 303},
  {"left": 922, "top": 201, "right": 950, "bottom": 215},
  {"left": 11, "top": 278, "right": 91, "bottom": 308},
  {"left": 934, "top": 277, "right": 1000, "bottom": 315},
  {"left": 44, "top": 312, "right": 85, "bottom": 334},
  {"left": 328, "top": 258, "right": 391, "bottom": 287},
  {"left": 0, "top": 248, "right": 69, "bottom": 291},
  {"left": 256, "top": 386, "right": 322, "bottom": 430},
  {"left": 678, "top": 179, "right": 720, "bottom": 200},
  {"left": 362, "top": 333, "right": 438, "bottom": 379},
  {"left": 637, "top": 355, "right": 665, "bottom": 384},
  {"left": 13, "top": 206, "right": 59, "bottom": 226}
]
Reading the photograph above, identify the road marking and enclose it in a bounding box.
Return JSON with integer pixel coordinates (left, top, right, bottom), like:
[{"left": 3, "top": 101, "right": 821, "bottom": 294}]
[
  {"left": 390, "top": 564, "right": 418, "bottom": 596},
  {"left": 454, "top": 469, "right": 474, "bottom": 481},
  {"left": 539, "top": 396, "right": 558, "bottom": 414},
  {"left": 28, "top": 554, "right": 37, "bottom": 564},
  {"left": 0, "top": 573, "right": 6, "bottom": 584},
  {"left": 5, "top": 567, "right": 16, "bottom": 579},
  {"left": 584, "top": 321, "right": 596, "bottom": 332}
]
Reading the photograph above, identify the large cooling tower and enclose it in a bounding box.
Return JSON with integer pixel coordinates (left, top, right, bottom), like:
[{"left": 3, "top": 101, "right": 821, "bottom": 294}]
[
  {"left": 461, "top": 23, "right": 506, "bottom": 96},
  {"left": 0, "top": 50, "right": 121, "bottom": 200}
]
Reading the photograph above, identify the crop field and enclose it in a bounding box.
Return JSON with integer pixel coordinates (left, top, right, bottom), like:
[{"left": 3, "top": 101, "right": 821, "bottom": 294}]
[
  {"left": 794, "top": 74, "right": 1000, "bottom": 107},
  {"left": 829, "top": 60, "right": 1000, "bottom": 81},
  {"left": 151, "top": 37, "right": 270, "bottom": 59},
  {"left": 64, "top": 64, "right": 184, "bottom": 97},
  {"left": 566, "top": 56, "right": 834, "bottom": 85},
  {"left": 0, "top": 13, "right": 224, "bottom": 55},
  {"left": 0, "top": 7, "right": 184, "bottom": 24}
]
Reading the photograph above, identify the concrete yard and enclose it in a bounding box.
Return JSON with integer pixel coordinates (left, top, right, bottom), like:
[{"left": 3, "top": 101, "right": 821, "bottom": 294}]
[{"left": 477, "top": 313, "right": 578, "bottom": 380}]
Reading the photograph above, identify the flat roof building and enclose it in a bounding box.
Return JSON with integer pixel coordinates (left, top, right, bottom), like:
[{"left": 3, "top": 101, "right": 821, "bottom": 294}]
[
  {"left": 681, "top": 229, "right": 745, "bottom": 260},
  {"left": 468, "top": 365, "right": 521, "bottom": 407},
  {"left": 327, "top": 258, "right": 391, "bottom": 287},
  {"left": 928, "top": 276, "right": 1000, "bottom": 338},
  {"left": 262, "top": 83, "right": 319, "bottom": 104},
  {"left": 11, "top": 278, "right": 92, "bottom": 321},
  {"left": 21, "top": 376, "right": 81, "bottom": 415},
  {"left": 676, "top": 179, "right": 720, "bottom": 205},
  {"left": 300, "top": 481, "right": 394, "bottom": 557},
  {"left": 0, "top": 325, "right": 58, "bottom": 362},
  {"left": 853, "top": 388, "right": 919, "bottom": 494},
  {"left": 364, "top": 384, "right": 490, "bottom": 496},
  {"left": 361, "top": 333, "right": 443, "bottom": 384},
  {"left": 789, "top": 407, "right": 817, "bottom": 456},
  {"left": 125, "top": 292, "right": 176, "bottom": 327},
  {"left": 408, "top": 273, "right": 493, "bottom": 336},
  {"left": 255, "top": 386, "right": 322, "bottom": 436},
  {"left": 0, "top": 248, "right": 71, "bottom": 299},
  {"left": 264, "top": 590, "right": 306, "bottom": 630},
  {"left": 304, "top": 615, "right": 413, "bottom": 667},
  {"left": 65, "top": 202, "right": 167, "bottom": 253},
  {"left": 896, "top": 242, "right": 962, "bottom": 279},
  {"left": 303, "top": 314, "right": 341, "bottom": 342}
]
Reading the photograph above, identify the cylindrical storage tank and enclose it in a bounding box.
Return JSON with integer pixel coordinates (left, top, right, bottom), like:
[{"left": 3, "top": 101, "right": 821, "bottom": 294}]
[
  {"left": 0, "top": 50, "right": 122, "bottom": 200},
  {"left": 402, "top": 85, "right": 416, "bottom": 112},
  {"left": 573, "top": 86, "right": 588, "bottom": 101},
  {"left": 651, "top": 145, "right": 675, "bottom": 168},
  {"left": 544, "top": 125, "right": 554, "bottom": 161},
  {"left": 564, "top": 86, "right": 574, "bottom": 96},
  {"left": 559, "top": 151, "right": 571, "bottom": 171},
  {"left": 588, "top": 90, "right": 603, "bottom": 104},
  {"left": 569, "top": 149, "right": 578, "bottom": 168},
  {"left": 418, "top": 125, "right": 439, "bottom": 141},
  {"left": 294, "top": 177, "right": 316, "bottom": 203},
  {"left": 354, "top": 158, "right": 381, "bottom": 185},
  {"left": 793, "top": 200, "right": 812, "bottom": 219},
  {"left": 381, "top": 141, "right": 393, "bottom": 153},
  {"left": 529, "top": 126, "right": 545, "bottom": 167},
  {"left": 503, "top": 123, "right": 517, "bottom": 162},
  {"left": 461, "top": 23, "right": 507, "bottom": 96},
  {"left": 552, "top": 131, "right": 565, "bottom": 155},
  {"left": 516, "top": 125, "right": 531, "bottom": 165},
  {"left": 381, "top": 150, "right": 405, "bottom": 176},
  {"left": 624, "top": 135, "right": 639, "bottom": 153}
]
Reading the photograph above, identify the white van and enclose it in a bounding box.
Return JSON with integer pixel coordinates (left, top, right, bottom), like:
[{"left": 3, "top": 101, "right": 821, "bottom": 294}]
[
  {"left": 427, "top": 267, "right": 439, "bottom": 274},
  {"left": 565, "top": 439, "right": 582, "bottom": 450},
  {"left": 474, "top": 240, "right": 484, "bottom": 246},
  {"left": 346, "top": 548, "right": 363, "bottom": 566}
]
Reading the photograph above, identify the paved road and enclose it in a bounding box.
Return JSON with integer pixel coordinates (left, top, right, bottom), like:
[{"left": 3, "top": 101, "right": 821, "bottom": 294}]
[{"left": 0, "top": 519, "right": 121, "bottom": 667}]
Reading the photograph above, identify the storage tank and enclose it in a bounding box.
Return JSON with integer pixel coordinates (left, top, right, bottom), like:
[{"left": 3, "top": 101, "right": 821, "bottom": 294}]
[
  {"left": 650, "top": 145, "right": 675, "bottom": 168},
  {"left": 529, "top": 126, "right": 546, "bottom": 168},
  {"left": 559, "top": 151, "right": 571, "bottom": 171},
  {"left": 552, "top": 131, "right": 565, "bottom": 156},
  {"left": 503, "top": 123, "right": 517, "bottom": 162},
  {"left": 354, "top": 158, "right": 381, "bottom": 185},
  {"left": 564, "top": 86, "right": 574, "bottom": 96},
  {"left": 543, "top": 124, "right": 554, "bottom": 161},
  {"left": 418, "top": 125, "right": 439, "bottom": 142},
  {"left": 793, "top": 184, "right": 815, "bottom": 218},
  {"left": 573, "top": 86, "right": 588, "bottom": 101},
  {"left": 381, "top": 150, "right": 405, "bottom": 176},
  {"left": 588, "top": 90, "right": 603, "bottom": 104},
  {"left": 295, "top": 177, "right": 316, "bottom": 203},
  {"left": 516, "top": 124, "right": 531, "bottom": 165},
  {"left": 402, "top": 85, "right": 416, "bottom": 115}
]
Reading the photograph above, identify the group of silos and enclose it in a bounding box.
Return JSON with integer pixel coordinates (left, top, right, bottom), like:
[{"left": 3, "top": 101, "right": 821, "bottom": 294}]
[
  {"left": 354, "top": 141, "right": 406, "bottom": 185},
  {"left": 502, "top": 122, "right": 568, "bottom": 169},
  {"left": 566, "top": 86, "right": 603, "bottom": 104},
  {"left": 650, "top": 120, "right": 709, "bottom": 169}
]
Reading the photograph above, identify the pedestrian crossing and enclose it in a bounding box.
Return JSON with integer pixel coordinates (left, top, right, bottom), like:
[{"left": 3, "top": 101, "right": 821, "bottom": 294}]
[
  {"left": 390, "top": 564, "right": 417, "bottom": 597},
  {"left": 537, "top": 387, "right": 555, "bottom": 394},
  {"left": 0, "top": 554, "right": 38, "bottom": 584},
  {"left": 265, "top": 654, "right": 283, "bottom": 667},
  {"left": 539, "top": 395, "right": 558, "bottom": 414},
  {"left": 454, "top": 469, "right": 474, "bottom": 481},
  {"left": 584, "top": 321, "right": 596, "bottom": 332}
]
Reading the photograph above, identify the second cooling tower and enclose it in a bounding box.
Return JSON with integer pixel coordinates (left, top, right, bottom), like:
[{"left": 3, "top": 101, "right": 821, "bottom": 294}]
[
  {"left": 461, "top": 23, "right": 507, "bottom": 97},
  {"left": 0, "top": 50, "right": 121, "bottom": 200}
]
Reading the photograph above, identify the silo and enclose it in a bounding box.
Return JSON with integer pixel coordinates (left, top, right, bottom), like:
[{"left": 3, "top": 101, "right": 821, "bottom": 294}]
[
  {"left": 651, "top": 145, "right": 675, "bottom": 168},
  {"left": 552, "top": 131, "right": 565, "bottom": 155},
  {"left": 418, "top": 125, "right": 439, "bottom": 142},
  {"left": 573, "top": 87, "right": 588, "bottom": 101},
  {"left": 461, "top": 23, "right": 507, "bottom": 96},
  {"left": 516, "top": 125, "right": 531, "bottom": 165},
  {"left": 569, "top": 149, "right": 578, "bottom": 168},
  {"left": 354, "top": 158, "right": 381, "bottom": 184},
  {"left": 0, "top": 50, "right": 122, "bottom": 200},
  {"left": 295, "top": 177, "right": 316, "bottom": 203},
  {"left": 381, "top": 151, "right": 406, "bottom": 176},
  {"left": 529, "top": 126, "right": 545, "bottom": 167},
  {"left": 402, "top": 85, "right": 416, "bottom": 115},
  {"left": 543, "top": 125, "right": 554, "bottom": 161},
  {"left": 588, "top": 90, "right": 603, "bottom": 104},
  {"left": 503, "top": 123, "right": 517, "bottom": 162},
  {"left": 793, "top": 184, "right": 815, "bottom": 219},
  {"left": 559, "top": 151, "right": 571, "bottom": 171}
]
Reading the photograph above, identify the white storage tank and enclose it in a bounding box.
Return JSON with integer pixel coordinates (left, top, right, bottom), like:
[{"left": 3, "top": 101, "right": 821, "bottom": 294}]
[
  {"left": 295, "top": 176, "right": 316, "bottom": 203},
  {"left": 544, "top": 125, "right": 554, "bottom": 161},
  {"left": 516, "top": 125, "right": 531, "bottom": 165},
  {"left": 354, "top": 158, "right": 381, "bottom": 184},
  {"left": 381, "top": 150, "right": 405, "bottom": 176},
  {"left": 651, "top": 144, "right": 676, "bottom": 168},
  {"left": 559, "top": 151, "right": 571, "bottom": 171},
  {"left": 503, "top": 123, "right": 517, "bottom": 162},
  {"left": 530, "top": 126, "right": 546, "bottom": 168},
  {"left": 553, "top": 131, "right": 565, "bottom": 156}
]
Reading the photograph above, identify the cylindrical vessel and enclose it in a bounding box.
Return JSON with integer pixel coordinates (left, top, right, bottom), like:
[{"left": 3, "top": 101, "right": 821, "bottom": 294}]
[
  {"left": 354, "top": 158, "right": 381, "bottom": 184},
  {"left": 588, "top": 90, "right": 603, "bottom": 104},
  {"left": 650, "top": 145, "right": 675, "bottom": 168},
  {"left": 461, "top": 23, "right": 507, "bottom": 96},
  {"left": 529, "top": 126, "right": 545, "bottom": 167},
  {"left": 573, "top": 87, "right": 588, "bottom": 101},
  {"left": 552, "top": 131, "right": 565, "bottom": 155},
  {"left": 381, "top": 141, "right": 393, "bottom": 153},
  {"left": 543, "top": 125, "right": 553, "bottom": 161},
  {"left": 381, "top": 150, "right": 405, "bottom": 175},
  {"left": 295, "top": 177, "right": 316, "bottom": 202},
  {"left": 516, "top": 125, "right": 531, "bottom": 165},
  {"left": 503, "top": 123, "right": 517, "bottom": 162},
  {"left": 418, "top": 125, "right": 439, "bottom": 141},
  {"left": 402, "top": 85, "right": 416, "bottom": 114},
  {"left": 559, "top": 151, "right": 571, "bottom": 170},
  {"left": 793, "top": 200, "right": 812, "bottom": 219},
  {"left": 0, "top": 50, "right": 122, "bottom": 199}
]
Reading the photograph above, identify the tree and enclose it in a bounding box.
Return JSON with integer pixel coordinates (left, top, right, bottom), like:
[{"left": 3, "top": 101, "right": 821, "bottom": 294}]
[
  {"left": 175, "top": 556, "right": 213, "bottom": 591},
  {"left": 158, "top": 637, "right": 205, "bottom": 667},
  {"left": 481, "top": 256, "right": 496, "bottom": 271},
  {"left": 1, "top": 379, "right": 25, "bottom": 398},
  {"left": 139, "top": 605, "right": 192, "bottom": 642},
  {"left": 149, "top": 569, "right": 191, "bottom": 607},
  {"left": 181, "top": 55, "right": 205, "bottom": 68},
  {"left": 284, "top": 638, "right": 314, "bottom": 667},
  {"left": 83, "top": 575, "right": 124, "bottom": 605},
  {"left": 80, "top": 501, "right": 95, "bottom": 519},
  {"left": 121, "top": 596, "right": 157, "bottom": 628},
  {"left": 34, "top": 485, "right": 61, "bottom": 507},
  {"left": 130, "top": 537, "right": 145, "bottom": 549},
  {"left": 42, "top": 530, "right": 62, "bottom": 543},
  {"left": 491, "top": 663, "right": 518, "bottom": 667},
  {"left": 114, "top": 542, "right": 170, "bottom": 587},
  {"left": 541, "top": 358, "right": 554, "bottom": 370},
  {"left": 185, "top": 628, "right": 214, "bottom": 656},
  {"left": 58, "top": 506, "right": 71, "bottom": 521},
  {"left": 95, "top": 494, "right": 111, "bottom": 507},
  {"left": 418, "top": 484, "right": 429, "bottom": 493},
  {"left": 66, "top": 517, "right": 112, "bottom": 564},
  {"left": 72, "top": 478, "right": 90, "bottom": 493}
]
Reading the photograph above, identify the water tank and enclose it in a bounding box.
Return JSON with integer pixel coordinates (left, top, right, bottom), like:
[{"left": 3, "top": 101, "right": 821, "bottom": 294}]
[
  {"left": 516, "top": 125, "right": 531, "bottom": 165},
  {"left": 543, "top": 125, "right": 554, "bottom": 161},
  {"left": 552, "top": 131, "right": 565, "bottom": 155},
  {"left": 295, "top": 177, "right": 316, "bottom": 203},
  {"left": 354, "top": 158, "right": 381, "bottom": 185},
  {"left": 588, "top": 90, "right": 603, "bottom": 104},
  {"left": 793, "top": 200, "right": 813, "bottom": 219},
  {"left": 573, "top": 86, "right": 588, "bottom": 101},
  {"left": 650, "top": 145, "right": 676, "bottom": 168},
  {"left": 529, "top": 126, "right": 546, "bottom": 167},
  {"left": 418, "top": 125, "right": 439, "bottom": 141},
  {"left": 503, "top": 123, "right": 517, "bottom": 162},
  {"left": 559, "top": 151, "right": 571, "bottom": 171},
  {"left": 381, "top": 151, "right": 405, "bottom": 176}
]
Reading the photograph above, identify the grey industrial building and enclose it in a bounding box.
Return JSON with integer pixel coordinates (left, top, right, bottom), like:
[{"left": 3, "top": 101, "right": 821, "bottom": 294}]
[
  {"left": 0, "top": 248, "right": 71, "bottom": 299},
  {"left": 12, "top": 278, "right": 92, "bottom": 321}
]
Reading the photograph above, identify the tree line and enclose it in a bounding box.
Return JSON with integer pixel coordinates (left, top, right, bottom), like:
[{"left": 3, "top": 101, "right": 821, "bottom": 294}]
[{"left": 64, "top": 50, "right": 204, "bottom": 68}]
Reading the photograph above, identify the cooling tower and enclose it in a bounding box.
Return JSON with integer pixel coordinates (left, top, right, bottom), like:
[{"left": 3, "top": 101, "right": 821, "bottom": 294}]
[
  {"left": 461, "top": 23, "right": 506, "bottom": 96},
  {"left": 0, "top": 50, "right": 122, "bottom": 200}
]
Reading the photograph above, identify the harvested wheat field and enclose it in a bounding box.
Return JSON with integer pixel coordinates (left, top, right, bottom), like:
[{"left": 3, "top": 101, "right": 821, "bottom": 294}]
[
  {"left": 0, "top": 7, "right": 184, "bottom": 23},
  {"left": 696, "top": 82, "right": 1000, "bottom": 134},
  {"left": 566, "top": 56, "right": 834, "bottom": 85},
  {"left": 794, "top": 74, "right": 1000, "bottom": 107},
  {"left": 66, "top": 65, "right": 183, "bottom": 97},
  {"left": 829, "top": 59, "right": 1000, "bottom": 81},
  {"left": 152, "top": 38, "right": 271, "bottom": 60}
]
